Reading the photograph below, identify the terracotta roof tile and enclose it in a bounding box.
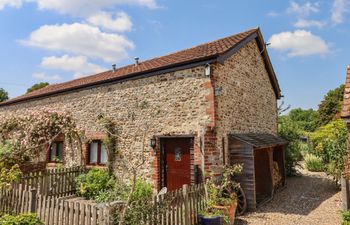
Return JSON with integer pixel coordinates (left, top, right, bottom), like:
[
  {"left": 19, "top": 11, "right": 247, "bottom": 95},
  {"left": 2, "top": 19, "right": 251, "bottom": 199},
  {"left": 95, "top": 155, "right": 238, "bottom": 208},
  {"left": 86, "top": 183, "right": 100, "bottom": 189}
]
[
  {"left": 1, "top": 28, "right": 260, "bottom": 106},
  {"left": 341, "top": 67, "right": 350, "bottom": 118}
]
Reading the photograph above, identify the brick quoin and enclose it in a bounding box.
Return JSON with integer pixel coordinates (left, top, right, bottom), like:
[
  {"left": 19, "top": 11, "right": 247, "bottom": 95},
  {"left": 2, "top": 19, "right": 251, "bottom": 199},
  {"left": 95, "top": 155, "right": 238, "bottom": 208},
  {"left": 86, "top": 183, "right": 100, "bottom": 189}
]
[
  {"left": 204, "top": 127, "right": 219, "bottom": 176},
  {"left": 152, "top": 137, "right": 161, "bottom": 191}
]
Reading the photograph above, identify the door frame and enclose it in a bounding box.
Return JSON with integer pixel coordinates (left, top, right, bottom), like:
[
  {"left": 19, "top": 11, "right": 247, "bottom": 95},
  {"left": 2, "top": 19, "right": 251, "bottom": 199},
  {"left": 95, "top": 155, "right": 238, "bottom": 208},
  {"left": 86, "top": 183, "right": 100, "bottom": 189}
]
[{"left": 159, "top": 135, "right": 195, "bottom": 189}]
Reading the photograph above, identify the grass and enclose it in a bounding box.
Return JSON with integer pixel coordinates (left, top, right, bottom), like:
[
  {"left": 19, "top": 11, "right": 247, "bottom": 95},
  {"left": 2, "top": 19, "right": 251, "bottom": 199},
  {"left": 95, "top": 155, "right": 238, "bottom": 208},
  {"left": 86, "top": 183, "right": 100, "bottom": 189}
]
[{"left": 304, "top": 154, "right": 324, "bottom": 172}]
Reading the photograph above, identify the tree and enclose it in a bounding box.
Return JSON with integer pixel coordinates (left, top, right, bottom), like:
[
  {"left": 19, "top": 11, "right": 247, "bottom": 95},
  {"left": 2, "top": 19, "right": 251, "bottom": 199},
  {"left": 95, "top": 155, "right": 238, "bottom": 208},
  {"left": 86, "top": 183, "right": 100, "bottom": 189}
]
[
  {"left": 309, "top": 120, "right": 347, "bottom": 184},
  {"left": 318, "top": 84, "right": 345, "bottom": 126},
  {"left": 0, "top": 88, "right": 9, "bottom": 102},
  {"left": 27, "top": 82, "right": 49, "bottom": 93},
  {"left": 96, "top": 100, "right": 164, "bottom": 225},
  {"left": 278, "top": 116, "right": 303, "bottom": 176},
  {"left": 288, "top": 108, "right": 319, "bottom": 132}
]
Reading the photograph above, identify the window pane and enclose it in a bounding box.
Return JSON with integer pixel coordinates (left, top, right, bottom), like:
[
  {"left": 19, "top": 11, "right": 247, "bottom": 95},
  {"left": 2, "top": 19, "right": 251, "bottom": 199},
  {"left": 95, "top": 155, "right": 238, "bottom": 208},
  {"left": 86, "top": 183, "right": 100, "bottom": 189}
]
[
  {"left": 89, "top": 142, "right": 98, "bottom": 163},
  {"left": 50, "top": 143, "right": 57, "bottom": 161},
  {"left": 101, "top": 144, "right": 108, "bottom": 164},
  {"left": 57, "top": 143, "right": 64, "bottom": 161}
]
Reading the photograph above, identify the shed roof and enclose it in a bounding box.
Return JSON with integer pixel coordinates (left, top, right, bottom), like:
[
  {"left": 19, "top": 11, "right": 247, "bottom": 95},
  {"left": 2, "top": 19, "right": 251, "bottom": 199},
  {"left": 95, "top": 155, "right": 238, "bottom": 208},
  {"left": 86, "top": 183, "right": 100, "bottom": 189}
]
[
  {"left": 0, "top": 27, "right": 281, "bottom": 107},
  {"left": 341, "top": 67, "right": 350, "bottom": 118},
  {"left": 229, "top": 133, "right": 287, "bottom": 149}
]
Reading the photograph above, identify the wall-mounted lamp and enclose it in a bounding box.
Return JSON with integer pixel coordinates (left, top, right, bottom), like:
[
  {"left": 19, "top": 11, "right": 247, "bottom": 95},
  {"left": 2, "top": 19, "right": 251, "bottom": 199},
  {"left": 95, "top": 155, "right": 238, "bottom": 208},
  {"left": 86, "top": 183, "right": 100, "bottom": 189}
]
[{"left": 150, "top": 136, "right": 156, "bottom": 148}]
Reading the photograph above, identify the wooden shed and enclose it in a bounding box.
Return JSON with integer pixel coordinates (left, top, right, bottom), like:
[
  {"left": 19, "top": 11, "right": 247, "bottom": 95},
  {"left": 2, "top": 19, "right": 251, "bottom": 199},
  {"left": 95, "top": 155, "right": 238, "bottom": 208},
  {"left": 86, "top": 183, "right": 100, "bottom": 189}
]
[{"left": 228, "top": 133, "right": 287, "bottom": 210}]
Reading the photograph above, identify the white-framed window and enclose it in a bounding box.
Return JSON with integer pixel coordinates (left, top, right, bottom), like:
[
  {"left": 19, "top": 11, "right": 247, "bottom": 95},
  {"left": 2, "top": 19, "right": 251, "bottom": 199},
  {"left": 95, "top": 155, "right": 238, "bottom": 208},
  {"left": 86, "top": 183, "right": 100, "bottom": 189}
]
[
  {"left": 88, "top": 140, "right": 108, "bottom": 165},
  {"left": 49, "top": 141, "right": 64, "bottom": 162}
]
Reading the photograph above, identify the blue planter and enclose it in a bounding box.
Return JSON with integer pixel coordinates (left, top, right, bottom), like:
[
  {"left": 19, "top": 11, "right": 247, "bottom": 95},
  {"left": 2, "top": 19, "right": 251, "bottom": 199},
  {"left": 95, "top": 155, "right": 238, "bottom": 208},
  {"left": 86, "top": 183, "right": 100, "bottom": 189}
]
[{"left": 198, "top": 215, "right": 223, "bottom": 225}]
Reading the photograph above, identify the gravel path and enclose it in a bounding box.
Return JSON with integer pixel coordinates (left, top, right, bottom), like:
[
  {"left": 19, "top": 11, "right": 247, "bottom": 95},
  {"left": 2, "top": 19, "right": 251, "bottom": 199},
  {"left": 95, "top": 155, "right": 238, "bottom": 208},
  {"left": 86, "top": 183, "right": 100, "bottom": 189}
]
[{"left": 235, "top": 166, "right": 342, "bottom": 225}]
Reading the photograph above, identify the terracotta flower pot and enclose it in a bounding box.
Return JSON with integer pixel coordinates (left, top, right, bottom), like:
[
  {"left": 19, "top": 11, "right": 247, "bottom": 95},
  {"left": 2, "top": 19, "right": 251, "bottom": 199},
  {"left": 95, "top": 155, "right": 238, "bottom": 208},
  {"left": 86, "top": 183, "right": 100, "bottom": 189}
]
[{"left": 213, "top": 201, "right": 237, "bottom": 225}]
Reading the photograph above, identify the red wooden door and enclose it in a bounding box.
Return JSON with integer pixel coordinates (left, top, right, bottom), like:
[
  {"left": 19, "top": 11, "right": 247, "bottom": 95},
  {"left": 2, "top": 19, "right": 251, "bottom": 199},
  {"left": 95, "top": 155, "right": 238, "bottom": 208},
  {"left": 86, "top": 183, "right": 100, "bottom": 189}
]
[{"left": 164, "top": 138, "right": 192, "bottom": 191}]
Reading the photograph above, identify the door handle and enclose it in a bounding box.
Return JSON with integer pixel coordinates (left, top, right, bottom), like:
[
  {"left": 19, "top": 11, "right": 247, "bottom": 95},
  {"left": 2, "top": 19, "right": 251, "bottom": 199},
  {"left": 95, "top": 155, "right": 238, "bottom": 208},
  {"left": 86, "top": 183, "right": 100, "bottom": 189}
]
[{"left": 165, "top": 165, "right": 168, "bottom": 172}]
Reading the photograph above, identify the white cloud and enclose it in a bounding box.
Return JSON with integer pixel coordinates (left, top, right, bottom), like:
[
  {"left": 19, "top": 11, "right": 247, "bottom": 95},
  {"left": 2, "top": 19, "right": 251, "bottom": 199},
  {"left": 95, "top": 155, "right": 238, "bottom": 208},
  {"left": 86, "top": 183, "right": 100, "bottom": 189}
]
[
  {"left": 0, "top": 0, "right": 22, "bottom": 10},
  {"left": 268, "top": 30, "right": 330, "bottom": 57},
  {"left": 1, "top": 0, "right": 158, "bottom": 17},
  {"left": 287, "top": 1, "right": 320, "bottom": 17},
  {"left": 41, "top": 55, "right": 106, "bottom": 78},
  {"left": 294, "top": 19, "right": 327, "bottom": 28},
  {"left": 266, "top": 11, "right": 279, "bottom": 17},
  {"left": 20, "top": 23, "right": 135, "bottom": 63},
  {"left": 87, "top": 11, "right": 132, "bottom": 32},
  {"left": 73, "top": 73, "right": 88, "bottom": 79},
  {"left": 34, "top": 0, "right": 158, "bottom": 16},
  {"left": 331, "top": 0, "right": 349, "bottom": 24},
  {"left": 32, "top": 72, "right": 61, "bottom": 81}
]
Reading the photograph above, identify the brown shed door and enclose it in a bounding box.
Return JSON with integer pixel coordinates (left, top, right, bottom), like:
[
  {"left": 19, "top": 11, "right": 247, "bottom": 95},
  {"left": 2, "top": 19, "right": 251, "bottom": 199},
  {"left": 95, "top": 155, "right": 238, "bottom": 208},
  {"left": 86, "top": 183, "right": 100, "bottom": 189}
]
[{"left": 164, "top": 138, "right": 192, "bottom": 191}]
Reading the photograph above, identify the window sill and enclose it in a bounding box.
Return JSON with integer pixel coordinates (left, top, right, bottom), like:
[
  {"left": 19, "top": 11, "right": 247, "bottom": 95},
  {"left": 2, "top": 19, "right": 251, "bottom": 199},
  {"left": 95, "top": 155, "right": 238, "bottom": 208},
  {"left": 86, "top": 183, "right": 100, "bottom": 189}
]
[
  {"left": 46, "top": 162, "right": 64, "bottom": 168},
  {"left": 86, "top": 165, "right": 107, "bottom": 169}
]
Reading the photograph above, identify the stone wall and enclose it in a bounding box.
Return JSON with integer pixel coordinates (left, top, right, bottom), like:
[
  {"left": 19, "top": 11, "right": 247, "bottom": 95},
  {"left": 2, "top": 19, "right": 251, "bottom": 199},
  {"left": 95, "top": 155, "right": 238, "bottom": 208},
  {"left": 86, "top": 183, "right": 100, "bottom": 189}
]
[
  {"left": 213, "top": 39, "right": 278, "bottom": 167},
  {"left": 0, "top": 66, "right": 213, "bottom": 188},
  {"left": 0, "top": 39, "right": 279, "bottom": 187}
]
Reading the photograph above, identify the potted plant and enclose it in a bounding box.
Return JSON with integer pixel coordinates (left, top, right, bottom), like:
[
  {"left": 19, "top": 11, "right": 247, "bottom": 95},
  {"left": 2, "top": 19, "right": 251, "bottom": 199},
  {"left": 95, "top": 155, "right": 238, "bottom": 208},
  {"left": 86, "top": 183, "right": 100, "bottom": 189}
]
[{"left": 199, "top": 164, "right": 243, "bottom": 225}]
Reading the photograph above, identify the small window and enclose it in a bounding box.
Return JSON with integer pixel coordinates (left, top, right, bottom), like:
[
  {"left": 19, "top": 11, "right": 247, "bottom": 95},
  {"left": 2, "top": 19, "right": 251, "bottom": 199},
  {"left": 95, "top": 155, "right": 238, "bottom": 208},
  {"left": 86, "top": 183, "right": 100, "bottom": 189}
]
[
  {"left": 88, "top": 141, "right": 108, "bottom": 165},
  {"left": 49, "top": 141, "right": 64, "bottom": 162}
]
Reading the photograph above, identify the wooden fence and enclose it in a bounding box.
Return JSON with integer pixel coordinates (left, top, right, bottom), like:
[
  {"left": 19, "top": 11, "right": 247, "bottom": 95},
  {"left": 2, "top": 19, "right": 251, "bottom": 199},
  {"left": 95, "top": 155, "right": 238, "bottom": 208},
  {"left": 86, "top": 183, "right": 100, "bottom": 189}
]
[
  {"left": 150, "top": 184, "right": 207, "bottom": 225},
  {"left": 21, "top": 166, "right": 86, "bottom": 196},
  {"left": 0, "top": 185, "right": 120, "bottom": 225},
  {"left": 1, "top": 184, "right": 207, "bottom": 225},
  {"left": 36, "top": 195, "right": 121, "bottom": 225},
  {"left": 0, "top": 166, "right": 207, "bottom": 225},
  {"left": 0, "top": 184, "right": 35, "bottom": 215}
]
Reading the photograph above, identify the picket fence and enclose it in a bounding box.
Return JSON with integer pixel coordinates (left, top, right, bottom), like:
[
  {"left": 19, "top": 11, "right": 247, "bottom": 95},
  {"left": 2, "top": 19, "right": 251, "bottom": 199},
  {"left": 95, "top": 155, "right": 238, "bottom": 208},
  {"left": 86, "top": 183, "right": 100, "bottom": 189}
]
[
  {"left": 21, "top": 166, "right": 86, "bottom": 196},
  {"left": 0, "top": 166, "right": 208, "bottom": 225},
  {"left": 0, "top": 184, "right": 34, "bottom": 215},
  {"left": 0, "top": 185, "right": 120, "bottom": 225},
  {"left": 155, "top": 184, "right": 207, "bottom": 225},
  {"left": 36, "top": 195, "right": 120, "bottom": 225}
]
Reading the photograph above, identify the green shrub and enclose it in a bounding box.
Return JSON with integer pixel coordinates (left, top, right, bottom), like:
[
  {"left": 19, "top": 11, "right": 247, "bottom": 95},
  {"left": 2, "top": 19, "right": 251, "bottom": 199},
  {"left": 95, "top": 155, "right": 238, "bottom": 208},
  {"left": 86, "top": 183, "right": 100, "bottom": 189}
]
[
  {"left": 131, "top": 179, "right": 153, "bottom": 201},
  {"left": 76, "top": 168, "right": 154, "bottom": 204},
  {"left": 93, "top": 178, "right": 153, "bottom": 203},
  {"left": 309, "top": 120, "right": 347, "bottom": 183},
  {"left": 75, "top": 168, "right": 115, "bottom": 200},
  {"left": 305, "top": 154, "right": 324, "bottom": 172},
  {"left": 343, "top": 211, "right": 350, "bottom": 225},
  {"left": 300, "top": 142, "right": 311, "bottom": 157},
  {"left": 278, "top": 116, "right": 303, "bottom": 176},
  {"left": 76, "top": 169, "right": 157, "bottom": 224},
  {"left": 0, "top": 213, "right": 43, "bottom": 225},
  {"left": 114, "top": 179, "right": 157, "bottom": 225}
]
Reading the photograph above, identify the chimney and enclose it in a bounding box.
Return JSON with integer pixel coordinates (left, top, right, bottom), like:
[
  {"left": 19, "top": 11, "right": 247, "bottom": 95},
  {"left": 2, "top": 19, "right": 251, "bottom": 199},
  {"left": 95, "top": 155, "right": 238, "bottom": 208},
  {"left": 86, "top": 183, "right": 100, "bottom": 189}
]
[
  {"left": 112, "top": 64, "right": 116, "bottom": 72},
  {"left": 134, "top": 57, "right": 140, "bottom": 66}
]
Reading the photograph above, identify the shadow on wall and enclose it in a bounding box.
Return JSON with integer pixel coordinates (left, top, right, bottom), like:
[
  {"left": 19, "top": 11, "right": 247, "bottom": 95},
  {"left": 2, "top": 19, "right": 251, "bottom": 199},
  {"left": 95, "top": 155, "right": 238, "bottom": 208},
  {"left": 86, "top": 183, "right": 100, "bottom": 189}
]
[{"left": 235, "top": 173, "right": 340, "bottom": 224}]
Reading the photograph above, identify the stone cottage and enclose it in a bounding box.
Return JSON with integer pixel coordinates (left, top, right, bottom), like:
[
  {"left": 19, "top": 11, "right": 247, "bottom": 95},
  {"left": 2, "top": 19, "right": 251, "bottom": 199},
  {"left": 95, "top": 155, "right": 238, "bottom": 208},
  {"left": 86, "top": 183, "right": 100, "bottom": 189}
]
[{"left": 0, "top": 28, "right": 284, "bottom": 203}]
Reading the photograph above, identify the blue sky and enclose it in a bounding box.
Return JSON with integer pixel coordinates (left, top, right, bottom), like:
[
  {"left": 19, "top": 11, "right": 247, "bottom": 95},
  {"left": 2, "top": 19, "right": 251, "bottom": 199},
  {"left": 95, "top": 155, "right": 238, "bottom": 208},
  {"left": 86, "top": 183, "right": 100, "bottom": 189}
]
[{"left": 0, "top": 0, "right": 349, "bottom": 110}]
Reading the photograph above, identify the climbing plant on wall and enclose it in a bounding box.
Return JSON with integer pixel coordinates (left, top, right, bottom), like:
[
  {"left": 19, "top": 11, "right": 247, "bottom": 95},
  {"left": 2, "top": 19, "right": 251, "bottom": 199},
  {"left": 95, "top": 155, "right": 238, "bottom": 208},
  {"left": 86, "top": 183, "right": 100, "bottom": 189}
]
[{"left": 0, "top": 110, "right": 84, "bottom": 187}]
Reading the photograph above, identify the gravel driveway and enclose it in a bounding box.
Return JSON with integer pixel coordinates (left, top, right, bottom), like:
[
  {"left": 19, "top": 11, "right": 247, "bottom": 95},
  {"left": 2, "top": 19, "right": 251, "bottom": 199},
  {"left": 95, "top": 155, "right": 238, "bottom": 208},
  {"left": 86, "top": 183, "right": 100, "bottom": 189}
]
[{"left": 235, "top": 166, "right": 342, "bottom": 225}]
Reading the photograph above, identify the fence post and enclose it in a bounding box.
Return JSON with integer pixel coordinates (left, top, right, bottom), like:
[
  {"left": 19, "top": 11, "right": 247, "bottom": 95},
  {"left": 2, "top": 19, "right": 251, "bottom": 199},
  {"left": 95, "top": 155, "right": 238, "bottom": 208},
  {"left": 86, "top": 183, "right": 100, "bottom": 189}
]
[
  {"left": 106, "top": 203, "right": 115, "bottom": 225},
  {"left": 342, "top": 176, "right": 350, "bottom": 210},
  {"left": 29, "top": 188, "right": 37, "bottom": 213},
  {"left": 182, "top": 184, "right": 190, "bottom": 225}
]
